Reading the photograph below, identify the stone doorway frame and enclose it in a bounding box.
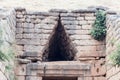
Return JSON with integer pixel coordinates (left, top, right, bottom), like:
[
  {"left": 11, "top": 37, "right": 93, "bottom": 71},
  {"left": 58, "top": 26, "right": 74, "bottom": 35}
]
[{"left": 26, "top": 61, "right": 91, "bottom": 80}]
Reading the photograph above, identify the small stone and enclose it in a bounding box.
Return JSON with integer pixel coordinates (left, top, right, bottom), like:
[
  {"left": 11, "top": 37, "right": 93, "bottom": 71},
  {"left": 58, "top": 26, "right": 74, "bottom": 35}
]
[
  {"left": 17, "top": 58, "right": 31, "bottom": 64},
  {"left": 62, "top": 20, "right": 79, "bottom": 25},
  {"left": 61, "top": 13, "right": 77, "bottom": 17},
  {"left": 16, "top": 28, "right": 23, "bottom": 34},
  {"left": 16, "top": 34, "right": 22, "bottom": 38}
]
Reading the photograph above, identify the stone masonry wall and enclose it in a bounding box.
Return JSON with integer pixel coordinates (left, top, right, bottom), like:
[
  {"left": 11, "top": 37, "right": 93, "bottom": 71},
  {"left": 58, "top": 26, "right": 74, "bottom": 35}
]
[
  {"left": 106, "top": 14, "right": 120, "bottom": 80},
  {"left": 15, "top": 8, "right": 106, "bottom": 80},
  {"left": 1, "top": 7, "right": 120, "bottom": 80},
  {"left": 0, "top": 8, "right": 16, "bottom": 80},
  {"left": 15, "top": 8, "right": 106, "bottom": 61}
]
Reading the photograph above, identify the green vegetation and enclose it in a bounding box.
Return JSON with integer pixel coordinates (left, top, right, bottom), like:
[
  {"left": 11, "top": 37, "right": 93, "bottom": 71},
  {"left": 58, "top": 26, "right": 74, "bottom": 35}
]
[
  {"left": 91, "top": 9, "right": 106, "bottom": 41},
  {"left": 0, "top": 26, "right": 15, "bottom": 80},
  {"left": 109, "top": 44, "right": 120, "bottom": 66},
  {"left": 0, "top": 28, "right": 9, "bottom": 61}
]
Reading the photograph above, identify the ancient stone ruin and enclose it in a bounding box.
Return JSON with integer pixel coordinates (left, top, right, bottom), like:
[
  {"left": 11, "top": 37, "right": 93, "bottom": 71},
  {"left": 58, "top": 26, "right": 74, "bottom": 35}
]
[
  {"left": 0, "top": 7, "right": 120, "bottom": 80},
  {"left": 15, "top": 8, "right": 106, "bottom": 80}
]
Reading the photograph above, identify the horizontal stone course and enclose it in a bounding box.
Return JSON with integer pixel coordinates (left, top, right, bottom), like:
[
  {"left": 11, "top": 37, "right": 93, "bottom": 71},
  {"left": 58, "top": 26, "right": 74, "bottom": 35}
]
[
  {"left": 22, "top": 34, "right": 50, "bottom": 39},
  {"left": 16, "top": 39, "right": 48, "bottom": 46},
  {"left": 70, "top": 35, "right": 92, "bottom": 40},
  {"left": 73, "top": 40, "right": 105, "bottom": 46},
  {"left": 66, "top": 30, "right": 90, "bottom": 35},
  {"left": 24, "top": 45, "right": 44, "bottom": 52}
]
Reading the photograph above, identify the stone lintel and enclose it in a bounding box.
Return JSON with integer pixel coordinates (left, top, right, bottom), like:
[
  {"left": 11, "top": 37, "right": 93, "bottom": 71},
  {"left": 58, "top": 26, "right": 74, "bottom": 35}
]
[{"left": 26, "top": 61, "right": 91, "bottom": 77}]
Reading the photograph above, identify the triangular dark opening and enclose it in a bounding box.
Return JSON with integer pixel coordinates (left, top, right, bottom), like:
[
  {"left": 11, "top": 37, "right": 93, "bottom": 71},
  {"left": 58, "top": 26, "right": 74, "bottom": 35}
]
[{"left": 42, "top": 15, "right": 77, "bottom": 61}]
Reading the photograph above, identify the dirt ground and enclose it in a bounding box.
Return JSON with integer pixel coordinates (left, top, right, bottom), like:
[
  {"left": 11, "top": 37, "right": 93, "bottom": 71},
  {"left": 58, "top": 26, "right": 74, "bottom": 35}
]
[{"left": 0, "top": 0, "right": 120, "bottom": 12}]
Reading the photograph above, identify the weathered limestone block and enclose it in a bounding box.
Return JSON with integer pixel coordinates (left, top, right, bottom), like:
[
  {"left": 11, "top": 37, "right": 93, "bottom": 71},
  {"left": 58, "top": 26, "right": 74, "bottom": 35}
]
[
  {"left": 23, "top": 23, "right": 34, "bottom": 28},
  {"left": 34, "top": 29, "right": 42, "bottom": 33},
  {"left": 26, "top": 76, "right": 42, "bottom": 80},
  {"left": 70, "top": 35, "right": 92, "bottom": 40},
  {"left": 34, "top": 18, "right": 41, "bottom": 23},
  {"left": 73, "top": 40, "right": 105, "bottom": 46},
  {"left": 71, "top": 9, "right": 96, "bottom": 13},
  {"left": 96, "top": 45, "right": 106, "bottom": 51},
  {"left": 22, "top": 52, "right": 41, "bottom": 57},
  {"left": 16, "top": 34, "right": 23, "bottom": 39},
  {"left": 23, "top": 34, "right": 37, "bottom": 39},
  {"left": 40, "top": 24, "right": 55, "bottom": 30},
  {"left": 17, "top": 76, "right": 25, "bottom": 80},
  {"left": 27, "top": 15, "right": 36, "bottom": 19},
  {"left": 62, "top": 20, "right": 79, "bottom": 25},
  {"left": 26, "top": 62, "right": 91, "bottom": 76},
  {"left": 35, "top": 24, "right": 42, "bottom": 29},
  {"left": 16, "top": 22, "right": 23, "bottom": 27},
  {"left": 16, "top": 39, "right": 41, "bottom": 45},
  {"left": 81, "top": 24, "right": 92, "bottom": 30},
  {"left": 16, "top": 18, "right": 25, "bottom": 22},
  {"left": 26, "top": 18, "right": 31, "bottom": 23},
  {"left": 78, "top": 77, "right": 93, "bottom": 80},
  {"left": 77, "top": 17, "right": 84, "bottom": 20},
  {"left": 87, "top": 20, "right": 95, "bottom": 24},
  {"left": 17, "top": 58, "right": 31, "bottom": 64},
  {"left": 94, "top": 77, "right": 106, "bottom": 80},
  {"left": 41, "top": 17, "right": 57, "bottom": 24},
  {"left": 17, "top": 51, "right": 24, "bottom": 56},
  {"left": 24, "top": 45, "right": 44, "bottom": 52},
  {"left": 15, "top": 45, "right": 23, "bottom": 51},
  {"left": 64, "top": 25, "right": 81, "bottom": 30},
  {"left": 61, "top": 17, "right": 76, "bottom": 21},
  {"left": 84, "top": 13, "right": 95, "bottom": 17},
  {"left": 91, "top": 65, "right": 106, "bottom": 76},
  {"left": 42, "top": 30, "right": 53, "bottom": 34},
  {"left": 77, "top": 50, "right": 105, "bottom": 58},
  {"left": 48, "top": 13, "right": 59, "bottom": 17},
  {"left": 76, "top": 46, "right": 96, "bottom": 51},
  {"left": 23, "top": 33, "right": 50, "bottom": 39},
  {"left": 61, "top": 13, "right": 77, "bottom": 17},
  {"left": 35, "top": 15, "right": 46, "bottom": 20},
  {"left": 66, "top": 30, "right": 90, "bottom": 35},
  {"left": 78, "top": 57, "right": 96, "bottom": 61},
  {"left": 79, "top": 21, "right": 88, "bottom": 25},
  {"left": 16, "top": 28, "right": 23, "bottom": 34},
  {"left": 40, "top": 40, "right": 48, "bottom": 46},
  {"left": 16, "top": 14, "right": 24, "bottom": 18},
  {"left": 23, "top": 29, "right": 35, "bottom": 33},
  {"left": 48, "top": 16, "right": 58, "bottom": 20},
  {"left": 85, "top": 16, "right": 96, "bottom": 21},
  {"left": 15, "top": 64, "right": 26, "bottom": 76}
]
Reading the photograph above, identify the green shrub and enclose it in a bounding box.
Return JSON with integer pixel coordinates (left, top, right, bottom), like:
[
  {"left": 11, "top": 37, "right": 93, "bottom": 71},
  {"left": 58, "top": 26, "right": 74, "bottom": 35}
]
[
  {"left": 109, "top": 44, "right": 120, "bottom": 66},
  {"left": 91, "top": 9, "right": 106, "bottom": 41}
]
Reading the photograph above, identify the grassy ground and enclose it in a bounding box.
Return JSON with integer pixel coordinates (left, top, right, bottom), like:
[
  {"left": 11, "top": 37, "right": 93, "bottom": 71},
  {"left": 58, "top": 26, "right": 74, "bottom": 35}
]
[{"left": 0, "top": 0, "right": 120, "bottom": 12}]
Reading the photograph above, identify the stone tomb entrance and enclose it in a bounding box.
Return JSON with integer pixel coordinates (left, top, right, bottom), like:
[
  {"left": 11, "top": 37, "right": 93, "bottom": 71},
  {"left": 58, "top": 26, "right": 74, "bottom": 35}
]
[
  {"left": 25, "top": 16, "right": 91, "bottom": 80},
  {"left": 43, "top": 77, "right": 77, "bottom": 80},
  {"left": 16, "top": 8, "right": 106, "bottom": 80}
]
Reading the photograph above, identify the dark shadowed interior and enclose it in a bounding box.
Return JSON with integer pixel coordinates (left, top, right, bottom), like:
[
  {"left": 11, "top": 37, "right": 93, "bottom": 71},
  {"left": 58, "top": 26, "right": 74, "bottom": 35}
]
[
  {"left": 42, "top": 77, "right": 77, "bottom": 80},
  {"left": 42, "top": 15, "right": 77, "bottom": 61}
]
